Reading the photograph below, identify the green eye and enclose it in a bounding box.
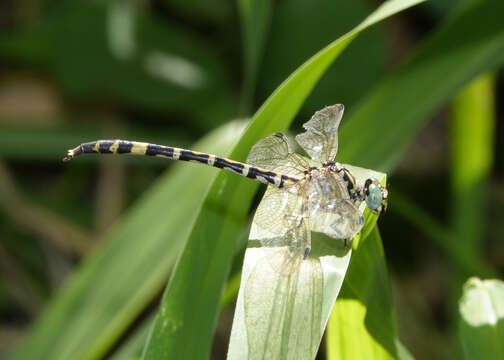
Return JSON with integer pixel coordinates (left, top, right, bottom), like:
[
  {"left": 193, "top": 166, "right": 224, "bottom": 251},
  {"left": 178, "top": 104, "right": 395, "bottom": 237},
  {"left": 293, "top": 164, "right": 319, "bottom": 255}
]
[{"left": 366, "top": 183, "right": 383, "bottom": 211}]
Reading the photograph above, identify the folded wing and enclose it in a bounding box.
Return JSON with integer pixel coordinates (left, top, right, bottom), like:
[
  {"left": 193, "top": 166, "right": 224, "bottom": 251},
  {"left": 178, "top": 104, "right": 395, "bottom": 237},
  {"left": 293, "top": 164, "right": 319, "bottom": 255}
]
[
  {"left": 295, "top": 104, "right": 344, "bottom": 163},
  {"left": 247, "top": 133, "right": 308, "bottom": 178},
  {"left": 306, "top": 170, "right": 364, "bottom": 240}
]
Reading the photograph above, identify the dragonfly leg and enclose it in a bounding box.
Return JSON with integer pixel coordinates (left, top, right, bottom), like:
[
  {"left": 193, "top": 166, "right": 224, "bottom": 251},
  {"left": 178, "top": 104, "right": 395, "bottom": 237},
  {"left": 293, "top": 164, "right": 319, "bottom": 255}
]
[{"left": 303, "top": 247, "right": 310, "bottom": 260}]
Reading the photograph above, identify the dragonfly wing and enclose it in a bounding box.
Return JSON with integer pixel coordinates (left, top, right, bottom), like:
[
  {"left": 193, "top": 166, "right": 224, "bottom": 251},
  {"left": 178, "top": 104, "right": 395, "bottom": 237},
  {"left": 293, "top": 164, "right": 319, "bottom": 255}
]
[
  {"left": 251, "top": 185, "right": 305, "bottom": 243},
  {"left": 310, "top": 199, "right": 364, "bottom": 240},
  {"left": 244, "top": 253, "right": 323, "bottom": 359},
  {"left": 251, "top": 184, "right": 311, "bottom": 274},
  {"left": 295, "top": 104, "right": 344, "bottom": 163},
  {"left": 244, "top": 188, "right": 322, "bottom": 354},
  {"left": 247, "top": 133, "right": 308, "bottom": 178},
  {"left": 307, "top": 170, "right": 364, "bottom": 240}
]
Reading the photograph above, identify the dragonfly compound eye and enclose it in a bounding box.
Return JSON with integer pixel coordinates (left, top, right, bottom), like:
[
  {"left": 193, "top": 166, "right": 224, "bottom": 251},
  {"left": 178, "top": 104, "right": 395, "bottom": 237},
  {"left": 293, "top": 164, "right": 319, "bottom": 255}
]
[{"left": 365, "top": 179, "right": 383, "bottom": 212}]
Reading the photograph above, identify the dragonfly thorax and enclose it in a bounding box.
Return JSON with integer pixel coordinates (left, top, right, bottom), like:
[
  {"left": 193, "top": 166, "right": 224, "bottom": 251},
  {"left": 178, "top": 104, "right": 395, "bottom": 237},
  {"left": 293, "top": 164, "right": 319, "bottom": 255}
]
[
  {"left": 302, "top": 168, "right": 364, "bottom": 240},
  {"left": 323, "top": 162, "right": 358, "bottom": 196}
]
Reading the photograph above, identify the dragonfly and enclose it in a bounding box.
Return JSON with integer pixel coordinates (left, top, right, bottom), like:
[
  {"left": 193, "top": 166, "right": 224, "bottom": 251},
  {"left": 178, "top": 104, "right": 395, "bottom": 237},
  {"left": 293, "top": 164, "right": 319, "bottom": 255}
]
[{"left": 63, "top": 104, "right": 387, "bottom": 271}]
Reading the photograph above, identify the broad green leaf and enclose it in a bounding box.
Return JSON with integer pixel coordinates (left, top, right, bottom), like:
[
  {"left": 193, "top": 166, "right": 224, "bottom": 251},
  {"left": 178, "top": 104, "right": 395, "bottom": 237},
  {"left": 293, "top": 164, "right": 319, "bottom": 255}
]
[
  {"left": 459, "top": 278, "right": 504, "bottom": 360},
  {"left": 141, "top": 1, "right": 425, "bottom": 359},
  {"left": 228, "top": 167, "right": 385, "bottom": 360},
  {"left": 9, "top": 120, "right": 248, "bottom": 360}
]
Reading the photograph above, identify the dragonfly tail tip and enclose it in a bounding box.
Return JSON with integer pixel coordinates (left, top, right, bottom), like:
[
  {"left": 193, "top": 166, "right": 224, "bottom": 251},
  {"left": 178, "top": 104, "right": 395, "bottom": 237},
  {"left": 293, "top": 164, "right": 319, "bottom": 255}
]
[
  {"left": 62, "top": 146, "right": 82, "bottom": 162},
  {"left": 62, "top": 151, "right": 74, "bottom": 162}
]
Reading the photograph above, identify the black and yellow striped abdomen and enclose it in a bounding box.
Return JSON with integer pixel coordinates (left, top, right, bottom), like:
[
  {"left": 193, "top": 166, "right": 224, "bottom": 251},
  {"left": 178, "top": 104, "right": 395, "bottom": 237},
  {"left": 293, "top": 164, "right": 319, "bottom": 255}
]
[{"left": 64, "top": 140, "right": 299, "bottom": 188}]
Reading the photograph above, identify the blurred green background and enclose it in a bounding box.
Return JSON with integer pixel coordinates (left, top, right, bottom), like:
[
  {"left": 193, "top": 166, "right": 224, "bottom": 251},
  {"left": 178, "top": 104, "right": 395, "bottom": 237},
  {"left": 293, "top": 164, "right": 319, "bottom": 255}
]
[{"left": 0, "top": 0, "right": 502, "bottom": 359}]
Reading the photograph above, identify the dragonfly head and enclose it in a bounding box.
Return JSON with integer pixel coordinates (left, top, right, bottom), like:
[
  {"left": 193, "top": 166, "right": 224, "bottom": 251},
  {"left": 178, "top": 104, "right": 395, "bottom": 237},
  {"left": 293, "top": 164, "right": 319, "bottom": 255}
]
[{"left": 364, "top": 178, "right": 388, "bottom": 215}]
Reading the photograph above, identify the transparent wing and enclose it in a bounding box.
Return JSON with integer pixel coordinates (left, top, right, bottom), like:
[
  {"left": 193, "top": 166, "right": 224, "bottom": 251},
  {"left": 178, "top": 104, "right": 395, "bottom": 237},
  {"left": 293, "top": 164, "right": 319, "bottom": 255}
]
[
  {"left": 295, "top": 104, "right": 344, "bottom": 163},
  {"left": 244, "top": 254, "right": 322, "bottom": 360},
  {"left": 251, "top": 184, "right": 306, "bottom": 245},
  {"left": 247, "top": 133, "right": 309, "bottom": 178},
  {"left": 311, "top": 200, "right": 364, "bottom": 240},
  {"left": 250, "top": 184, "right": 310, "bottom": 274},
  {"left": 306, "top": 170, "right": 364, "bottom": 240}
]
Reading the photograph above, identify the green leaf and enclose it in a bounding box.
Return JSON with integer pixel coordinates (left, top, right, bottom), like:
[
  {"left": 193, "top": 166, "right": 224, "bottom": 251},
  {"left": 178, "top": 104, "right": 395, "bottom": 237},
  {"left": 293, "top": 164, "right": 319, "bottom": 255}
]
[
  {"left": 142, "top": 1, "right": 425, "bottom": 359},
  {"left": 228, "top": 167, "right": 385, "bottom": 359},
  {"left": 459, "top": 278, "right": 504, "bottom": 360}
]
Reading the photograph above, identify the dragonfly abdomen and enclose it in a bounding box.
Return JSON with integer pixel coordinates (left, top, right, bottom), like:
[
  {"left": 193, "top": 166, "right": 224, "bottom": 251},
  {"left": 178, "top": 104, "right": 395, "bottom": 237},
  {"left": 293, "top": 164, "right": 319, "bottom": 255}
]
[{"left": 64, "top": 140, "right": 298, "bottom": 188}]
